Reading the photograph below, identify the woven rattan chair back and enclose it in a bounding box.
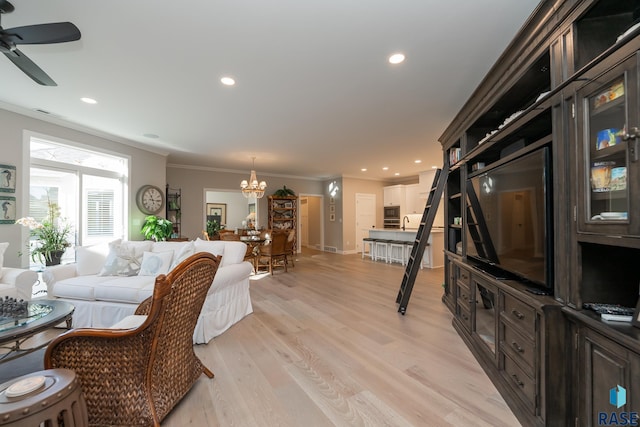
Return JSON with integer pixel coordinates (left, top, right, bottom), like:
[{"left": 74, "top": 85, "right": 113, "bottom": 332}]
[{"left": 44, "top": 252, "right": 221, "bottom": 427}]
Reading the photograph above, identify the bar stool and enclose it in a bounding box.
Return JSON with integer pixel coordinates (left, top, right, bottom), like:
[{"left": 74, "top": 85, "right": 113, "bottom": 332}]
[
  {"left": 0, "top": 368, "right": 88, "bottom": 426},
  {"left": 388, "top": 240, "right": 406, "bottom": 264},
  {"left": 373, "top": 239, "right": 389, "bottom": 262},
  {"left": 362, "top": 237, "right": 376, "bottom": 260}
]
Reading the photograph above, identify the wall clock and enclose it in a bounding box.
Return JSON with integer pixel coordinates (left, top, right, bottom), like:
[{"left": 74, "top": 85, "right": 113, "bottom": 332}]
[{"left": 136, "top": 185, "right": 165, "bottom": 215}]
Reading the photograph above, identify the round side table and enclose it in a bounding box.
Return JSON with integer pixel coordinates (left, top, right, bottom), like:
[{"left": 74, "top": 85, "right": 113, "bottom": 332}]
[{"left": 0, "top": 368, "right": 88, "bottom": 426}]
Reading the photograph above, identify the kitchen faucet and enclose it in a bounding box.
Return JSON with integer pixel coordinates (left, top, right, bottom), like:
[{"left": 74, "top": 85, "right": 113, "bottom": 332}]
[{"left": 402, "top": 215, "right": 409, "bottom": 231}]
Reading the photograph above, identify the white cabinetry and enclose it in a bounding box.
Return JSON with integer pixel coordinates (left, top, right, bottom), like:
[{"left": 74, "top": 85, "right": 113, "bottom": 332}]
[
  {"left": 383, "top": 185, "right": 405, "bottom": 206},
  {"left": 404, "top": 184, "right": 421, "bottom": 214}
]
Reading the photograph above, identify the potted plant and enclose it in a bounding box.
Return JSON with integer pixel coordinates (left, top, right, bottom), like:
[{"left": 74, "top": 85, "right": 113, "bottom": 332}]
[
  {"left": 205, "top": 219, "right": 224, "bottom": 240},
  {"left": 272, "top": 185, "right": 296, "bottom": 197},
  {"left": 16, "top": 200, "right": 73, "bottom": 266},
  {"left": 141, "top": 215, "right": 173, "bottom": 241}
]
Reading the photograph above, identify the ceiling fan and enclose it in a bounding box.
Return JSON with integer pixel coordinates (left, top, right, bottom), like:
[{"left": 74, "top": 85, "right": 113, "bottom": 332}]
[{"left": 0, "top": 0, "right": 80, "bottom": 86}]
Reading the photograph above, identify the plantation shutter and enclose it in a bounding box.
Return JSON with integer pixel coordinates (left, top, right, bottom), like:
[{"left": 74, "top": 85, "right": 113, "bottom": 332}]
[{"left": 87, "top": 190, "right": 114, "bottom": 236}]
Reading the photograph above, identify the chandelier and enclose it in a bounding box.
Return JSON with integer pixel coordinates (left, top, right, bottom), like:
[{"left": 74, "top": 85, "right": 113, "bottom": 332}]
[{"left": 240, "top": 157, "right": 267, "bottom": 199}]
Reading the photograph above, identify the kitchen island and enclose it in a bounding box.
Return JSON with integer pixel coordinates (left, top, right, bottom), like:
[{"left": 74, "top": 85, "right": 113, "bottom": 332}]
[{"left": 368, "top": 227, "right": 444, "bottom": 268}]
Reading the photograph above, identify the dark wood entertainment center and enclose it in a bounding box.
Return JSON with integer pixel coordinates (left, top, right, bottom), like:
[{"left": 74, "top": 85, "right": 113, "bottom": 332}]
[{"left": 439, "top": 1, "right": 640, "bottom": 425}]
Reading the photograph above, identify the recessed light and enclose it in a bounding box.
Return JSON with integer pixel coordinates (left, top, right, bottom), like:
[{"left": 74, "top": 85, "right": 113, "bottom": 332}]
[
  {"left": 414, "top": 159, "right": 422, "bottom": 164},
  {"left": 220, "top": 76, "right": 235, "bottom": 86},
  {"left": 81, "top": 97, "right": 97, "bottom": 104},
  {"left": 394, "top": 172, "right": 400, "bottom": 176},
  {"left": 382, "top": 166, "right": 389, "bottom": 171},
  {"left": 361, "top": 168, "right": 367, "bottom": 172},
  {"left": 388, "top": 53, "right": 405, "bottom": 64},
  {"left": 432, "top": 165, "right": 438, "bottom": 169}
]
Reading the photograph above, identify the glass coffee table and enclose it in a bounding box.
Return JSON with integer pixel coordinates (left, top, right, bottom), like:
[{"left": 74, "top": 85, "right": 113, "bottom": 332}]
[{"left": 0, "top": 299, "right": 74, "bottom": 364}]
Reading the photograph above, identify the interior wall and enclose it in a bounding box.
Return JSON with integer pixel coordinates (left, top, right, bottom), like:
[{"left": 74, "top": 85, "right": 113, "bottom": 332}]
[
  {"left": 167, "top": 165, "right": 323, "bottom": 240},
  {"left": 0, "top": 108, "right": 167, "bottom": 268}
]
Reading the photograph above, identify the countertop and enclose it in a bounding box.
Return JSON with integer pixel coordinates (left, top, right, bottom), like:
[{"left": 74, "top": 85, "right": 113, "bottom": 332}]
[{"left": 369, "top": 227, "right": 444, "bottom": 233}]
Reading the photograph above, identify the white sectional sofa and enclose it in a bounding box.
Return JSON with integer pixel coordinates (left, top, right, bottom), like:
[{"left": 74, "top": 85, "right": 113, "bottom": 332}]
[{"left": 43, "top": 238, "right": 253, "bottom": 344}]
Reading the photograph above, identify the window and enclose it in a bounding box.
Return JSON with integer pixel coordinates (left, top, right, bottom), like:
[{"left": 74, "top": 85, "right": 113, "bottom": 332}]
[{"left": 29, "top": 137, "right": 129, "bottom": 258}]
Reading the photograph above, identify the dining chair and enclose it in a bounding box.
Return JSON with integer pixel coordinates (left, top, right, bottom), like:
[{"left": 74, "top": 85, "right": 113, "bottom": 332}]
[{"left": 257, "top": 231, "right": 288, "bottom": 274}]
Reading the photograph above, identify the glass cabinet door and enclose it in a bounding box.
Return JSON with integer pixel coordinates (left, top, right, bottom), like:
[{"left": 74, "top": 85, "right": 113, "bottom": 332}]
[{"left": 578, "top": 55, "right": 639, "bottom": 236}]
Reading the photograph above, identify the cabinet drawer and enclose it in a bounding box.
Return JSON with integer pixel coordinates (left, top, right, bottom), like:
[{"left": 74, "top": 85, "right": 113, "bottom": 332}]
[
  {"left": 501, "top": 320, "right": 535, "bottom": 376},
  {"left": 501, "top": 293, "right": 536, "bottom": 337},
  {"left": 457, "top": 282, "right": 471, "bottom": 307},
  {"left": 456, "top": 265, "right": 471, "bottom": 285},
  {"left": 502, "top": 353, "right": 536, "bottom": 412},
  {"left": 457, "top": 303, "right": 472, "bottom": 332}
]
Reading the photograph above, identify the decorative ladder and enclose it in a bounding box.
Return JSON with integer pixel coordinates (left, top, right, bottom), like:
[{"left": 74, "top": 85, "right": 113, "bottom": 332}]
[
  {"left": 396, "top": 164, "right": 448, "bottom": 315},
  {"left": 465, "top": 180, "right": 498, "bottom": 263}
]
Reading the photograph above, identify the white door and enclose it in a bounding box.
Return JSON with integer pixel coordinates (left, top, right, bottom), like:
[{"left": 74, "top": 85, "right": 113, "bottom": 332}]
[{"left": 355, "top": 193, "right": 376, "bottom": 253}]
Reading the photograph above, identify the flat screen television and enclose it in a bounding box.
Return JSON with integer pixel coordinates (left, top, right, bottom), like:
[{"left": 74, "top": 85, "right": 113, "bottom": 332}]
[{"left": 466, "top": 147, "right": 553, "bottom": 292}]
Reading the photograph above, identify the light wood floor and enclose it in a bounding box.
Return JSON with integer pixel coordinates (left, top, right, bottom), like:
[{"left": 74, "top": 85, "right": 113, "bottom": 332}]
[{"left": 161, "top": 249, "right": 521, "bottom": 427}]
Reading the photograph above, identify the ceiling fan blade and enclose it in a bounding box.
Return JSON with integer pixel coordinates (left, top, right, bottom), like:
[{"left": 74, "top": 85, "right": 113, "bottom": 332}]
[
  {"left": 5, "top": 22, "right": 80, "bottom": 44},
  {"left": 3, "top": 48, "right": 56, "bottom": 85},
  {"left": 0, "top": 0, "right": 15, "bottom": 14}
]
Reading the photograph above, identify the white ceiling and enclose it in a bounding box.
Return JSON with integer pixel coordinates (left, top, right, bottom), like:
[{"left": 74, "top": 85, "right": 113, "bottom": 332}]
[{"left": 0, "top": 0, "right": 541, "bottom": 181}]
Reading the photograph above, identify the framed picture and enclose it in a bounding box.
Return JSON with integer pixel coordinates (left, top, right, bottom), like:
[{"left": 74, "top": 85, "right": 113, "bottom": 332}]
[
  {"left": 633, "top": 297, "right": 640, "bottom": 329},
  {"left": 329, "top": 205, "right": 335, "bottom": 213},
  {"left": 0, "top": 164, "right": 16, "bottom": 193},
  {"left": 329, "top": 196, "right": 335, "bottom": 205},
  {"left": 206, "top": 203, "right": 227, "bottom": 225},
  {"left": 0, "top": 195, "right": 16, "bottom": 224},
  {"left": 329, "top": 213, "right": 335, "bottom": 222},
  {"left": 248, "top": 203, "right": 256, "bottom": 214},
  {"left": 284, "top": 201, "right": 293, "bottom": 209}
]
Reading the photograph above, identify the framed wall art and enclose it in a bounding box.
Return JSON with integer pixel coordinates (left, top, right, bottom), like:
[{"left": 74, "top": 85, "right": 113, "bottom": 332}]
[
  {"left": 206, "top": 203, "right": 227, "bottom": 225},
  {"left": 0, "top": 164, "right": 16, "bottom": 193},
  {"left": 0, "top": 196, "right": 16, "bottom": 223},
  {"left": 329, "top": 213, "right": 335, "bottom": 222}
]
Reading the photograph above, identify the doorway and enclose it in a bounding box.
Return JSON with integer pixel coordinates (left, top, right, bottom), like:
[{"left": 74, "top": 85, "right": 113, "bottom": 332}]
[{"left": 299, "top": 195, "right": 323, "bottom": 252}]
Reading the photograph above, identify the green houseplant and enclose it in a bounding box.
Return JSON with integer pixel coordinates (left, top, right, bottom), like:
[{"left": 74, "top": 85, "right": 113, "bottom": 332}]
[
  {"left": 16, "top": 200, "right": 72, "bottom": 266},
  {"left": 272, "top": 185, "right": 296, "bottom": 197},
  {"left": 205, "top": 219, "right": 225, "bottom": 240},
  {"left": 141, "top": 215, "right": 173, "bottom": 241}
]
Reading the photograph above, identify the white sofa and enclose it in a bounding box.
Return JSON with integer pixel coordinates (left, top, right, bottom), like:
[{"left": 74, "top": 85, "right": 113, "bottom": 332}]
[
  {"left": 0, "top": 242, "right": 39, "bottom": 301},
  {"left": 43, "top": 239, "right": 253, "bottom": 344}
]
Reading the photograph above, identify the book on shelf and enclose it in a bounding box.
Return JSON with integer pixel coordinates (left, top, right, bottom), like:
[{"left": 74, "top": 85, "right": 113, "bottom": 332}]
[{"left": 449, "top": 148, "right": 461, "bottom": 166}]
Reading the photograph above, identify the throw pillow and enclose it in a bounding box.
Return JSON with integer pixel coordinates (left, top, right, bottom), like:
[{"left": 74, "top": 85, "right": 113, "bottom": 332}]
[
  {"left": 138, "top": 250, "right": 174, "bottom": 276},
  {"left": 169, "top": 241, "right": 195, "bottom": 271},
  {"left": 98, "top": 240, "right": 151, "bottom": 277},
  {"left": 76, "top": 241, "right": 114, "bottom": 276},
  {"left": 194, "top": 238, "right": 228, "bottom": 266},
  {"left": 0, "top": 242, "right": 8, "bottom": 280}
]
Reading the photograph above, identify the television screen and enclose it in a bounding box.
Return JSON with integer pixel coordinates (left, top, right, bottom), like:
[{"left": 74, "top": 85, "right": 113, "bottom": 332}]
[{"left": 466, "top": 147, "right": 552, "bottom": 290}]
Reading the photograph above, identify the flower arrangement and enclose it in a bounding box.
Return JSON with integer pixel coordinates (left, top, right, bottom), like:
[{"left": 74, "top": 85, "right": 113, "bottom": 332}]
[{"left": 16, "top": 200, "right": 72, "bottom": 265}]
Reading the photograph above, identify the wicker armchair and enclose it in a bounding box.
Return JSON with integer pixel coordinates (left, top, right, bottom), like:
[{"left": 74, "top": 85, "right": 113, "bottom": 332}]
[{"left": 44, "top": 252, "right": 221, "bottom": 427}]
